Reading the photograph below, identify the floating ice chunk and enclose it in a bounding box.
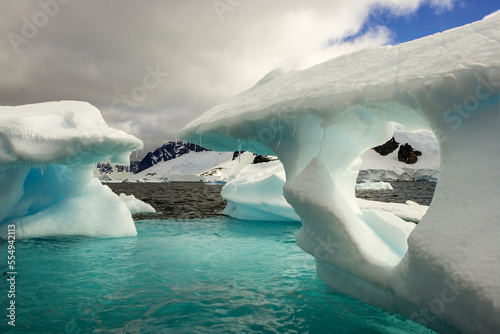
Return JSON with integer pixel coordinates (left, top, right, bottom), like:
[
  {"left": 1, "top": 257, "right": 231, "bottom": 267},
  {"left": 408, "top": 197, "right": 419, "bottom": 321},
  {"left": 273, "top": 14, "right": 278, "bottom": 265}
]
[
  {"left": 0, "top": 101, "right": 143, "bottom": 239},
  {"left": 221, "top": 158, "right": 425, "bottom": 223},
  {"left": 355, "top": 181, "right": 393, "bottom": 190},
  {"left": 119, "top": 193, "right": 156, "bottom": 214},
  {"left": 13, "top": 175, "right": 136, "bottom": 239},
  {"left": 357, "top": 198, "right": 427, "bottom": 223},
  {"left": 221, "top": 161, "right": 299, "bottom": 221}
]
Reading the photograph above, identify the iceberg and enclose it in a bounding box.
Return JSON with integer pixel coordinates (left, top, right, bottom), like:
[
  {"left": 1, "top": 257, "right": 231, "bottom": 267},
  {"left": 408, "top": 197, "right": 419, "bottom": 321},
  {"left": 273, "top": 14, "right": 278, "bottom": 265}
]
[
  {"left": 0, "top": 101, "right": 143, "bottom": 239},
  {"left": 355, "top": 181, "right": 393, "bottom": 190},
  {"left": 179, "top": 14, "right": 500, "bottom": 333},
  {"left": 119, "top": 193, "right": 156, "bottom": 214},
  {"left": 220, "top": 159, "right": 426, "bottom": 223},
  {"left": 221, "top": 161, "right": 299, "bottom": 222}
]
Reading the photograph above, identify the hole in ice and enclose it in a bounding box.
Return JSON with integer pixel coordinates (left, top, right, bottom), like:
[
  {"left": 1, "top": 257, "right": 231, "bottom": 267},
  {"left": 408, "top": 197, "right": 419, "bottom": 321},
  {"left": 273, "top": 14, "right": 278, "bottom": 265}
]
[
  {"left": 353, "top": 127, "right": 440, "bottom": 265},
  {"left": 356, "top": 127, "right": 439, "bottom": 208}
]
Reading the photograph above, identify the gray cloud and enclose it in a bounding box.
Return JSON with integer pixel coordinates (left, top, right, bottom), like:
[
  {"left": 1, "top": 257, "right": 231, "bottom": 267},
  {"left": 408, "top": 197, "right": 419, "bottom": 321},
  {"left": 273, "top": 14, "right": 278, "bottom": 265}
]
[{"left": 0, "top": 0, "right": 456, "bottom": 157}]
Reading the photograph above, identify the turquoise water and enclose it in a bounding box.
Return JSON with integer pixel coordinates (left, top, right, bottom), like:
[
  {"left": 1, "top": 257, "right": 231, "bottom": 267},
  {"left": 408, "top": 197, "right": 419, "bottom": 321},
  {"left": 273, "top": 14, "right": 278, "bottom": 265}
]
[{"left": 2, "top": 217, "right": 429, "bottom": 333}]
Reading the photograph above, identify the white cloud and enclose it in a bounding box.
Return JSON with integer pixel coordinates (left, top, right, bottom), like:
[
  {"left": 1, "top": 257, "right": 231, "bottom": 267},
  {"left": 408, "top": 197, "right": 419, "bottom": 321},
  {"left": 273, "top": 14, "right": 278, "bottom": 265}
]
[{"left": 0, "top": 0, "right": 457, "bottom": 158}]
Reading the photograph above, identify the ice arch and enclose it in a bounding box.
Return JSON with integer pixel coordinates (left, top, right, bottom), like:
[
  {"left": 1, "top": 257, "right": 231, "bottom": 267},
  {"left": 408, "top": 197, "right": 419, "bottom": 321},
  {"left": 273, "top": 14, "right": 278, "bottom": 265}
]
[
  {"left": 0, "top": 101, "right": 143, "bottom": 239},
  {"left": 179, "top": 14, "right": 500, "bottom": 333}
]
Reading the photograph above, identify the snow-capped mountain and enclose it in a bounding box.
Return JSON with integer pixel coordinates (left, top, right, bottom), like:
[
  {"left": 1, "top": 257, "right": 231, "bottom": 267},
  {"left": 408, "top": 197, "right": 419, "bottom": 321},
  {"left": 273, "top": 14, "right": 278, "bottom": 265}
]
[
  {"left": 136, "top": 141, "right": 208, "bottom": 173},
  {"left": 124, "top": 151, "right": 234, "bottom": 182},
  {"left": 99, "top": 129, "right": 438, "bottom": 183},
  {"left": 94, "top": 160, "right": 140, "bottom": 182}
]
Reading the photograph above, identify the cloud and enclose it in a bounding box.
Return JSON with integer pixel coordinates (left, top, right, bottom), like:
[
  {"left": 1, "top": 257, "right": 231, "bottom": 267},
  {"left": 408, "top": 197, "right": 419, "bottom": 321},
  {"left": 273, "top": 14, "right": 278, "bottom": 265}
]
[{"left": 0, "top": 0, "right": 456, "bottom": 157}]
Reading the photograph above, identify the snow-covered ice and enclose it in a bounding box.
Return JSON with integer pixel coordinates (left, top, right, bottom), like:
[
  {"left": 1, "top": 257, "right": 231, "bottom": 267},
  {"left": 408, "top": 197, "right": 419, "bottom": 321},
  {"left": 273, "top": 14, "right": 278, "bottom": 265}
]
[
  {"left": 124, "top": 151, "right": 233, "bottom": 182},
  {"left": 0, "top": 101, "right": 143, "bottom": 239},
  {"left": 201, "top": 151, "right": 257, "bottom": 183},
  {"left": 119, "top": 193, "right": 156, "bottom": 214},
  {"left": 221, "top": 160, "right": 299, "bottom": 222},
  {"left": 221, "top": 160, "right": 425, "bottom": 223},
  {"left": 355, "top": 181, "right": 393, "bottom": 190},
  {"left": 180, "top": 14, "right": 500, "bottom": 333}
]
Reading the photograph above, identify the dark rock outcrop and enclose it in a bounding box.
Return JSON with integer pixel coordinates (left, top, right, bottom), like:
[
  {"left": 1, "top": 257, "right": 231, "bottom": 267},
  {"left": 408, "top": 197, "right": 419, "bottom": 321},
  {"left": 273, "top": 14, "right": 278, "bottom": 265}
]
[
  {"left": 373, "top": 137, "right": 399, "bottom": 156},
  {"left": 398, "top": 143, "right": 422, "bottom": 164},
  {"left": 233, "top": 151, "right": 244, "bottom": 160},
  {"left": 136, "top": 141, "right": 208, "bottom": 173},
  {"left": 97, "top": 161, "right": 140, "bottom": 174},
  {"left": 253, "top": 155, "right": 277, "bottom": 164}
]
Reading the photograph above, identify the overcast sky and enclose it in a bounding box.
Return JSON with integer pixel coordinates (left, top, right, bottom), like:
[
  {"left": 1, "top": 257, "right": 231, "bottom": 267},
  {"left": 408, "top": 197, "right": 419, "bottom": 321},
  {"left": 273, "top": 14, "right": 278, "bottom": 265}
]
[{"left": 1, "top": 0, "right": 498, "bottom": 158}]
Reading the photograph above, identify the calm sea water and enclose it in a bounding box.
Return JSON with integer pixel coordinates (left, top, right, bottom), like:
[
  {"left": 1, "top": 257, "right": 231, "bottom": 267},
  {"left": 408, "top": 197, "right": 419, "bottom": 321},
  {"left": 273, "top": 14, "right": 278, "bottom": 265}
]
[
  {"left": 1, "top": 182, "right": 435, "bottom": 333},
  {"left": 106, "top": 181, "right": 436, "bottom": 220}
]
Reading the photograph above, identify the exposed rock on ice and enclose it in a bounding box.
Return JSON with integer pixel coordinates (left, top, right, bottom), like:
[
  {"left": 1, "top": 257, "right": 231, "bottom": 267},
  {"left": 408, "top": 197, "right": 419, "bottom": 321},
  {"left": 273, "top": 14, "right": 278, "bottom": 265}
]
[
  {"left": 179, "top": 14, "right": 500, "bottom": 333},
  {"left": 0, "top": 101, "right": 143, "bottom": 239},
  {"left": 372, "top": 137, "right": 399, "bottom": 156}
]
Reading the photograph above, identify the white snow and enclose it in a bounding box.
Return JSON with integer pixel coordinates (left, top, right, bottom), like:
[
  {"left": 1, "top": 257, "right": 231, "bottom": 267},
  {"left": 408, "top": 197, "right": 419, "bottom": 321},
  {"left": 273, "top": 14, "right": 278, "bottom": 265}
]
[
  {"left": 0, "top": 101, "right": 143, "bottom": 239},
  {"left": 221, "top": 161, "right": 299, "bottom": 222},
  {"left": 179, "top": 14, "right": 500, "bottom": 333},
  {"left": 360, "top": 126, "right": 440, "bottom": 170},
  {"left": 221, "top": 159, "right": 425, "bottom": 223},
  {"left": 200, "top": 151, "right": 257, "bottom": 183},
  {"left": 357, "top": 168, "right": 439, "bottom": 182},
  {"left": 119, "top": 193, "right": 156, "bottom": 214},
  {"left": 355, "top": 181, "right": 393, "bottom": 190},
  {"left": 98, "top": 174, "right": 122, "bottom": 183},
  {"left": 124, "top": 151, "right": 233, "bottom": 182},
  {"left": 95, "top": 164, "right": 134, "bottom": 182},
  {"left": 358, "top": 126, "right": 440, "bottom": 182}
]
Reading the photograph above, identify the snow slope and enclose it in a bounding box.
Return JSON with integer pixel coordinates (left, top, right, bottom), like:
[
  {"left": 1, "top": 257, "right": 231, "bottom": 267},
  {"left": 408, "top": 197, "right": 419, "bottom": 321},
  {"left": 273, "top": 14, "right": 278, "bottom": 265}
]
[
  {"left": 0, "top": 101, "right": 143, "bottom": 239},
  {"left": 200, "top": 151, "right": 260, "bottom": 183},
  {"left": 124, "top": 151, "right": 234, "bottom": 182},
  {"left": 179, "top": 14, "right": 500, "bottom": 333}
]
